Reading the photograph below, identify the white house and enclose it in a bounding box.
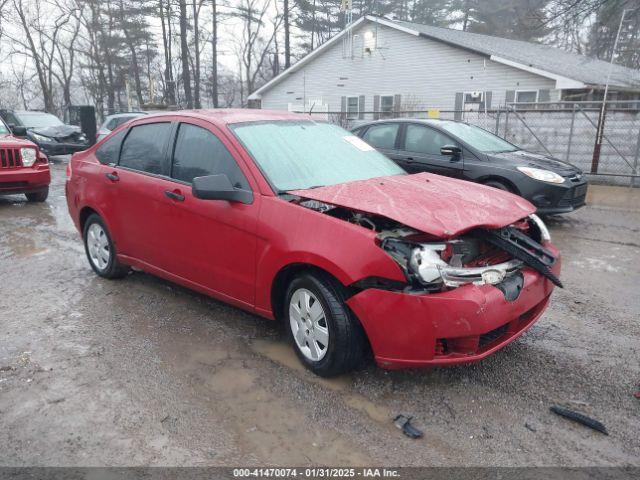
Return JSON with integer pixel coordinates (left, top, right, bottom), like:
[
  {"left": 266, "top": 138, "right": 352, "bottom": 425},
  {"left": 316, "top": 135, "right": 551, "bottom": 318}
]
[{"left": 249, "top": 15, "right": 640, "bottom": 120}]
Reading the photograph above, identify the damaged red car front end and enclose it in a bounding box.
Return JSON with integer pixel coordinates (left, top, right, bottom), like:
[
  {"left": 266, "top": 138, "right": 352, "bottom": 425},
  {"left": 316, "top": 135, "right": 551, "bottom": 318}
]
[{"left": 287, "top": 172, "right": 561, "bottom": 369}]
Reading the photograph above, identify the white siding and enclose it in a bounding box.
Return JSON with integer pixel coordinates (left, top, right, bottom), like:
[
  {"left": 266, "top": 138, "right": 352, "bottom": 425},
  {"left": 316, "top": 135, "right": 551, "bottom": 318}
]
[{"left": 259, "top": 22, "right": 559, "bottom": 114}]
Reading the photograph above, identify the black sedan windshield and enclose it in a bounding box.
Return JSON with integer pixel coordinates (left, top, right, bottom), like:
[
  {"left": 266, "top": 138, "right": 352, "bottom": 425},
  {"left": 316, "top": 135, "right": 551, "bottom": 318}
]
[
  {"left": 438, "top": 121, "right": 518, "bottom": 153},
  {"left": 19, "top": 112, "right": 64, "bottom": 129},
  {"left": 232, "top": 121, "right": 405, "bottom": 191}
]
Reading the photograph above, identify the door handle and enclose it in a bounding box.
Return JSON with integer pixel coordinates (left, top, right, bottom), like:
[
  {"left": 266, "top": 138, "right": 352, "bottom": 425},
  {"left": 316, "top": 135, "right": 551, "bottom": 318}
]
[
  {"left": 105, "top": 172, "right": 119, "bottom": 182},
  {"left": 164, "top": 190, "right": 185, "bottom": 202},
  {"left": 405, "top": 157, "right": 415, "bottom": 163}
]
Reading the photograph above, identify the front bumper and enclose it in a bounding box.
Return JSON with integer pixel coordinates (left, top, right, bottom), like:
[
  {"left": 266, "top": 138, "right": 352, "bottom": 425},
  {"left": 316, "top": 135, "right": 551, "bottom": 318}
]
[
  {"left": 346, "top": 249, "right": 560, "bottom": 369},
  {"left": 37, "top": 141, "right": 88, "bottom": 156},
  {"left": 0, "top": 164, "right": 51, "bottom": 195},
  {"left": 527, "top": 179, "right": 588, "bottom": 215}
]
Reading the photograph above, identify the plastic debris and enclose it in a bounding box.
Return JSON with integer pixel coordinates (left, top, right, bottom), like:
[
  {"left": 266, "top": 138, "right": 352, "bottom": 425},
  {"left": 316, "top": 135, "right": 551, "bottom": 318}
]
[
  {"left": 393, "top": 414, "right": 423, "bottom": 439},
  {"left": 549, "top": 405, "right": 608, "bottom": 435}
]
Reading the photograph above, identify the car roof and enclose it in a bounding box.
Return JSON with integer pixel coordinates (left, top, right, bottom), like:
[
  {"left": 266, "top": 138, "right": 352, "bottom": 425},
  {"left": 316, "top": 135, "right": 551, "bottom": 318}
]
[
  {"left": 138, "top": 109, "right": 312, "bottom": 126},
  {"left": 355, "top": 118, "right": 466, "bottom": 129}
]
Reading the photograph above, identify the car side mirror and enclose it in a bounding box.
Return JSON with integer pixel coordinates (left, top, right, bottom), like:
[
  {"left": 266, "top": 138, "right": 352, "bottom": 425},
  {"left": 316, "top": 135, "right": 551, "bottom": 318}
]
[
  {"left": 441, "top": 145, "right": 462, "bottom": 157},
  {"left": 192, "top": 174, "right": 253, "bottom": 204},
  {"left": 9, "top": 124, "right": 27, "bottom": 137}
]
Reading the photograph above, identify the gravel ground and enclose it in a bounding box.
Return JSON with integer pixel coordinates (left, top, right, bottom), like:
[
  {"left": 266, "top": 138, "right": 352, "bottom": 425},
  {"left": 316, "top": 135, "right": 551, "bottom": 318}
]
[{"left": 0, "top": 160, "right": 638, "bottom": 467}]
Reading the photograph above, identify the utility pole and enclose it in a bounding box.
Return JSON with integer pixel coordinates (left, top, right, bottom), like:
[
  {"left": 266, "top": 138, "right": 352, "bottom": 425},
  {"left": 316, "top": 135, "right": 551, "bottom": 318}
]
[{"left": 591, "top": 9, "right": 628, "bottom": 174}]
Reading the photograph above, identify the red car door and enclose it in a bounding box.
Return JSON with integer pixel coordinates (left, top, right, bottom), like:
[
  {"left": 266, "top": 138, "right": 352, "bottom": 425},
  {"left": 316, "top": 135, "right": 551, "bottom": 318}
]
[
  {"left": 160, "top": 119, "right": 259, "bottom": 308},
  {"left": 110, "top": 121, "right": 175, "bottom": 270}
]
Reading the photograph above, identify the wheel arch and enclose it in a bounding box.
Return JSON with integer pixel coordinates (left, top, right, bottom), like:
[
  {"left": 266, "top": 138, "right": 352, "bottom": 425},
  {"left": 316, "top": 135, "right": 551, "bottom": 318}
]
[{"left": 477, "top": 175, "right": 520, "bottom": 195}]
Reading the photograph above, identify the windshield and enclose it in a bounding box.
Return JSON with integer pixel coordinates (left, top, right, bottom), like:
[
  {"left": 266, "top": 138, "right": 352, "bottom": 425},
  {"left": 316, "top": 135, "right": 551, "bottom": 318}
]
[
  {"left": 231, "top": 121, "right": 405, "bottom": 192},
  {"left": 18, "top": 112, "right": 64, "bottom": 129},
  {"left": 0, "top": 119, "right": 9, "bottom": 135},
  {"left": 438, "top": 121, "right": 518, "bottom": 153}
]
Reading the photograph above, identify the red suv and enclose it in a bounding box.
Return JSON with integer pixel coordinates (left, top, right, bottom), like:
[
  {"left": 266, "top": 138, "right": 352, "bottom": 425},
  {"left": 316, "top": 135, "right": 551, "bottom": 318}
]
[
  {"left": 0, "top": 119, "right": 50, "bottom": 202},
  {"left": 66, "top": 110, "right": 561, "bottom": 376}
]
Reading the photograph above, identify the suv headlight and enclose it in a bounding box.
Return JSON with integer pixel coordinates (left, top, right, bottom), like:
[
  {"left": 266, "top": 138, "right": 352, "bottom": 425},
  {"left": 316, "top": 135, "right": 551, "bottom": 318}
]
[
  {"left": 517, "top": 166, "right": 565, "bottom": 184},
  {"left": 20, "top": 148, "right": 37, "bottom": 167}
]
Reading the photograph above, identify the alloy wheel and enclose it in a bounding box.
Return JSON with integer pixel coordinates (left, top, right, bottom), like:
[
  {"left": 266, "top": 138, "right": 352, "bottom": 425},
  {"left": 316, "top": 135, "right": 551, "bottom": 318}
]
[{"left": 289, "top": 288, "right": 329, "bottom": 361}]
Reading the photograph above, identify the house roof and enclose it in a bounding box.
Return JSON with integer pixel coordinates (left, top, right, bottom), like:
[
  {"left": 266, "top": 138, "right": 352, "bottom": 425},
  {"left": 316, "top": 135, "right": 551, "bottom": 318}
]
[
  {"left": 391, "top": 18, "right": 640, "bottom": 90},
  {"left": 250, "top": 16, "right": 640, "bottom": 99}
]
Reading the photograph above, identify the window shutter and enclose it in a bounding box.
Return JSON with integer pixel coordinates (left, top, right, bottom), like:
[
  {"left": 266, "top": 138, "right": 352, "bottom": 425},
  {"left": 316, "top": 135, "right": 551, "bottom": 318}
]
[
  {"left": 484, "top": 91, "right": 492, "bottom": 110},
  {"left": 373, "top": 95, "right": 380, "bottom": 120},
  {"left": 505, "top": 90, "right": 515, "bottom": 104},
  {"left": 538, "top": 89, "right": 550, "bottom": 103},
  {"left": 358, "top": 95, "right": 365, "bottom": 120},
  {"left": 454, "top": 92, "right": 463, "bottom": 120},
  {"left": 394, "top": 94, "right": 402, "bottom": 113},
  {"left": 341, "top": 96, "right": 347, "bottom": 113}
]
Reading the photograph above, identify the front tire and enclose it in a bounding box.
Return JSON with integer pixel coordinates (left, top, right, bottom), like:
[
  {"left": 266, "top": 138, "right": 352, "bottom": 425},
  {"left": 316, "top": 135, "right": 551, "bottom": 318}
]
[
  {"left": 284, "top": 272, "right": 367, "bottom": 377},
  {"left": 25, "top": 187, "right": 49, "bottom": 202},
  {"left": 83, "top": 213, "right": 129, "bottom": 279}
]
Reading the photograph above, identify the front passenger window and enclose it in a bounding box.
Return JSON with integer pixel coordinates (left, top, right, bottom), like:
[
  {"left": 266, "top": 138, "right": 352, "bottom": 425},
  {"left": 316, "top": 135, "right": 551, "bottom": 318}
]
[
  {"left": 405, "top": 125, "right": 455, "bottom": 155},
  {"left": 171, "top": 123, "right": 250, "bottom": 189},
  {"left": 120, "top": 123, "right": 171, "bottom": 175}
]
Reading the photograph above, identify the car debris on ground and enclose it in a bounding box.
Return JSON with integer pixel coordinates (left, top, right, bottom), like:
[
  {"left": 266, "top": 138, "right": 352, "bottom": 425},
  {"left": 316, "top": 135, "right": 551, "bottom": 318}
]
[
  {"left": 393, "top": 415, "right": 424, "bottom": 439},
  {"left": 550, "top": 405, "right": 608, "bottom": 435}
]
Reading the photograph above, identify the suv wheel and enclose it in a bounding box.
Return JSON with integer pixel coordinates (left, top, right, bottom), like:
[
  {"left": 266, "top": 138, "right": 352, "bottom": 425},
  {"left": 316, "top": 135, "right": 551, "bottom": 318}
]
[
  {"left": 83, "top": 214, "right": 129, "bottom": 279},
  {"left": 25, "top": 187, "right": 49, "bottom": 202},
  {"left": 285, "top": 272, "right": 367, "bottom": 377}
]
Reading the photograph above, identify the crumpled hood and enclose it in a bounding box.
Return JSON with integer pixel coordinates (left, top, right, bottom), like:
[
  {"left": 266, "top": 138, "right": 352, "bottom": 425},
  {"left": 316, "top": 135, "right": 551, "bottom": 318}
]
[
  {"left": 289, "top": 173, "right": 536, "bottom": 238},
  {"left": 29, "top": 124, "right": 82, "bottom": 141},
  {"left": 493, "top": 150, "right": 580, "bottom": 175}
]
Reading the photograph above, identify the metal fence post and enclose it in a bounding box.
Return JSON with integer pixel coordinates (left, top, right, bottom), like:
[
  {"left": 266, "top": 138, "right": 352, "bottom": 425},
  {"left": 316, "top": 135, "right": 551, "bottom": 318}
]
[
  {"left": 495, "top": 109, "right": 501, "bottom": 135},
  {"left": 633, "top": 126, "right": 640, "bottom": 188},
  {"left": 504, "top": 108, "right": 510, "bottom": 140},
  {"left": 566, "top": 104, "right": 576, "bottom": 162}
]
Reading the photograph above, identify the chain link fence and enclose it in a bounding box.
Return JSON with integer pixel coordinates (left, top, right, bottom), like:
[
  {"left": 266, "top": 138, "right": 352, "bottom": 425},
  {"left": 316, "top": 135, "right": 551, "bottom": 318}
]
[{"left": 306, "top": 101, "right": 640, "bottom": 186}]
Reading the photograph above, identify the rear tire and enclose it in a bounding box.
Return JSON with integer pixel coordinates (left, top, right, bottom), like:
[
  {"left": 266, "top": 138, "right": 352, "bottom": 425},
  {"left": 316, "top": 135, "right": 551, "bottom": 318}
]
[
  {"left": 284, "top": 271, "right": 367, "bottom": 377},
  {"left": 483, "top": 179, "right": 512, "bottom": 192},
  {"left": 25, "top": 187, "right": 49, "bottom": 202},
  {"left": 83, "top": 213, "right": 129, "bottom": 279}
]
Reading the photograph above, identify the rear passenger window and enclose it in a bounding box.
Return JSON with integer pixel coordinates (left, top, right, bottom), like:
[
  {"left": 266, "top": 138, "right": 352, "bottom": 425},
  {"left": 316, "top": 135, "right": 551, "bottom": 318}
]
[
  {"left": 171, "top": 123, "right": 249, "bottom": 189},
  {"left": 362, "top": 123, "right": 399, "bottom": 150},
  {"left": 95, "top": 129, "right": 126, "bottom": 165},
  {"left": 119, "top": 123, "right": 171, "bottom": 175}
]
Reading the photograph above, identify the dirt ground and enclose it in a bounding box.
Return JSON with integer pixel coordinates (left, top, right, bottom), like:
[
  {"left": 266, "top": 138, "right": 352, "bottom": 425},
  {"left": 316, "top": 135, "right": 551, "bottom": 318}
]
[{"left": 1, "top": 160, "right": 639, "bottom": 467}]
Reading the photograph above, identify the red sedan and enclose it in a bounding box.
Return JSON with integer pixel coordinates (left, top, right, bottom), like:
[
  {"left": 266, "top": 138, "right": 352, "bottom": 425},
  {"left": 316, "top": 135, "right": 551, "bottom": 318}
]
[
  {"left": 65, "top": 110, "right": 561, "bottom": 376},
  {"left": 0, "top": 118, "right": 50, "bottom": 202}
]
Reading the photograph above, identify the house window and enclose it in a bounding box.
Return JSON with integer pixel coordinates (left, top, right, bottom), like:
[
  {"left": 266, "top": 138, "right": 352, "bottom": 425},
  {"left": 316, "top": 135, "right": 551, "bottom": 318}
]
[
  {"left": 464, "top": 91, "right": 483, "bottom": 104},
  {"left": 516, "top": 90, "right": 538, "bottom": 104},
  {"left": 347, "top": 96, "right": 359, "bottom": 119},
  {"left": 380, "top": 95, "right": 394, "bottom": 117}
]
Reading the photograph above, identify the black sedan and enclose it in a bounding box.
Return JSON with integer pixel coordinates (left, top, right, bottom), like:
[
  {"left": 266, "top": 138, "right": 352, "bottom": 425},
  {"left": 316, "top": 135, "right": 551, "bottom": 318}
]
[
  {"left": 0, "top": 110, "right": 89, "bottom": 156},
  {"left": 352, "top": 119, "right": 588, "bottom": 215}
]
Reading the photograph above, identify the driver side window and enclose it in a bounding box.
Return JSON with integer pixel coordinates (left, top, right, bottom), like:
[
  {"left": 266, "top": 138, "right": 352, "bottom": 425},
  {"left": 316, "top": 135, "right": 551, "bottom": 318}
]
[{"left": 405, "top": 124, "right": 455, "bottom": 156}]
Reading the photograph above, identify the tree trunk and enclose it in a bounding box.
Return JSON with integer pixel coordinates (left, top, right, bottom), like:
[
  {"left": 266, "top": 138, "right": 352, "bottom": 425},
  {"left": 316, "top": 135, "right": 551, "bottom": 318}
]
[
  {"left": 179, "top": 0, "right": 193, "bottom": 108},
  {"left": 284, "top": 0, "right": 290, "bottom": 69},
  {"left": 193, "top": 0, "right": 201, "bottom": 108},
  {"left": 159, "top": 0, "right": 175, "bottom": 105},
  {"left": 211, "top": 0, "right": 218, "bottom": 107}
]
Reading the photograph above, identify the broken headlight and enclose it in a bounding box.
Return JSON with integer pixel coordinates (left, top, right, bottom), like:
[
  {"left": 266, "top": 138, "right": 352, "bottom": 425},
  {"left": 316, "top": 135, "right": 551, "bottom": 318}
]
[
  {"left": 529, "top": 213, "right": 551, "bottom": 242},
  {"left": 408, "top": 243, "right": 522, "bottom": 288}
]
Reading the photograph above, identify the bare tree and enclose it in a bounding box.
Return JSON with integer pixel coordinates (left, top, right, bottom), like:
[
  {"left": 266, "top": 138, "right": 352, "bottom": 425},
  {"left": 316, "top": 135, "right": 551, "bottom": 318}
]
[{"left": 178, "top": 0, "right": 193, "bottom": 108}]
